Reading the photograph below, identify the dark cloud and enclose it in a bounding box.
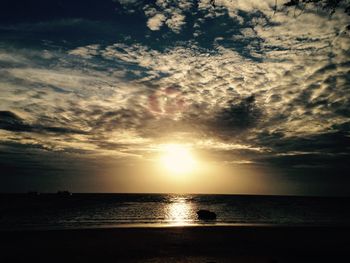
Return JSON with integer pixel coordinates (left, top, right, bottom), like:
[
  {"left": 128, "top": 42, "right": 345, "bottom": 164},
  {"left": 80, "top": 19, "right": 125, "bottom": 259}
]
[
  {"left": 0, "top": 111, "right": 32, "bottom": 132},
  {"left": 255, "top": 127, "right": 350, "bottom": 154},
  {"left": 214, "top": 95, "right": 263, "bottom": 133},
  {"left": 0, "top": 141, "right": 105, "bottom": 192},
  {"left": 250, "top": 127, "right": 350, "bottom": 185},
  {"left": 0, "top": 111, "right": 87, "bottom": 135}
]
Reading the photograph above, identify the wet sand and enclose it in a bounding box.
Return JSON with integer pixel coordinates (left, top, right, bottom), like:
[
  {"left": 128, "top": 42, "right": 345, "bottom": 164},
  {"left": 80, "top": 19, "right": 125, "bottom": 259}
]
[{"left": 0, "top": 225, "right": 349, "bottom": 262}]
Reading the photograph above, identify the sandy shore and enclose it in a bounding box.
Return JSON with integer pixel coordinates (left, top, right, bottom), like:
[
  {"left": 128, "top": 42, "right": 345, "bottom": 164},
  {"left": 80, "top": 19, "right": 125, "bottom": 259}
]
[{"left": 0, "top": 225, "right": 349, "bottom": 262}]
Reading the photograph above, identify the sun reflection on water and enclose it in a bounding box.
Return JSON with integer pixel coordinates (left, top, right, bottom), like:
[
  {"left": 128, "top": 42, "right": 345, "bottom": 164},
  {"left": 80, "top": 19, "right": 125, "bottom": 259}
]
[{"left": 164, "top": 196, "right": 194, "bottom": 225}]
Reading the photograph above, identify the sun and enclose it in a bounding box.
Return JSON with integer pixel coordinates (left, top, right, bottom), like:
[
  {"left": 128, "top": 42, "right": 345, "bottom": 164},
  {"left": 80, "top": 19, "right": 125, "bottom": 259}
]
[{"left": 159, "top": 144, "right": 198, "bottom": 175}]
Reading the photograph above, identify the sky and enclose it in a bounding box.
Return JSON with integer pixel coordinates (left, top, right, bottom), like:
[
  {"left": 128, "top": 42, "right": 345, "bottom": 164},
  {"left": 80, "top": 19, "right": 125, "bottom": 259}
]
[{"left": 0, "top": 0, "right": 349, "bottom": 195}]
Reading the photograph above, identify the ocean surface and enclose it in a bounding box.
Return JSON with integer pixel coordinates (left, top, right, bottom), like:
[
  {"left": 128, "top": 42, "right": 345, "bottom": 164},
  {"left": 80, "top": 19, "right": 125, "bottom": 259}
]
[{"left": 0, "top": 193, "right": 349, "bottom": 230}]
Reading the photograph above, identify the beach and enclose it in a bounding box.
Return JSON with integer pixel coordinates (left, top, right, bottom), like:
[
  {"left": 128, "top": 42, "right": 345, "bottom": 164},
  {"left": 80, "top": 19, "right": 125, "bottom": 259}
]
[{"left": 1, "top": 225, "right": 349, "bottom": 262}]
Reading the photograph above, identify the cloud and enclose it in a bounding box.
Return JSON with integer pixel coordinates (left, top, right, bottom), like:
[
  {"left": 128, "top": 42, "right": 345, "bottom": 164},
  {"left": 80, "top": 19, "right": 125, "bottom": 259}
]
[
  {"left": 165, "top": 12, "right": 186, "bottom": 33},
  {"left": 142, "top": 0, "right": 192, "bottom": 33},
  {"left": 68, "top": 44, "right": 100, "bottom": 59},
  {"left": 0, "top": 111, "right": 32, "bottom": 132},
  {"left": 0, "top": 111, "right": 87, "bottom": 135},
  {"left": 64, "top": 9, "right": 349, "bottom": 146},
  {"left": 147, "top": 13, "right": 167, "bottom": 30},
  {"left": 214, "top": 95, "right": 263, "bottom": 132}
]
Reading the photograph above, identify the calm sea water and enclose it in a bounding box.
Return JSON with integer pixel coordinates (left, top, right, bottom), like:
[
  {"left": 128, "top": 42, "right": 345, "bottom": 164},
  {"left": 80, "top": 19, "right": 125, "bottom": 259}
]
[{"left": 0, "top": 194, "right": 349, "bottom": 230}]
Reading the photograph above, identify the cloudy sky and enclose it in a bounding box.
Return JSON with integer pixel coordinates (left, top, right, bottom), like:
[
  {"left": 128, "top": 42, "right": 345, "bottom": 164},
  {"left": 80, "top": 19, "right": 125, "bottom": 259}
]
[{"left": 0, "top": 0, "right": 349, "bottom": 195}]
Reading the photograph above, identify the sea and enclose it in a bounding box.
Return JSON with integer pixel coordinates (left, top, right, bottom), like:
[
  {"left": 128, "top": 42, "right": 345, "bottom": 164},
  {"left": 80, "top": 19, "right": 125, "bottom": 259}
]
[{"left": 0, "top": 193, "right": 349, "bottom": 231}]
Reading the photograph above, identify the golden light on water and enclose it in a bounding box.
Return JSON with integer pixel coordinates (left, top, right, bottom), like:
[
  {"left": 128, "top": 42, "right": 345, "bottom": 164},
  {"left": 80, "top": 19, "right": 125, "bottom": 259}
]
[
  {"left": 158, "top": 144, "right": 198, "bottom": 175},
  {"left": 165, "top": 197, "right": 193, "bottom": 225}
]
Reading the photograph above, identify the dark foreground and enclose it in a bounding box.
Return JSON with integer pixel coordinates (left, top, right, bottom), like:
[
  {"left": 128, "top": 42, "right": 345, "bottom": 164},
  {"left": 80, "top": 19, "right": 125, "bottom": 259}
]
[{"left": 0, "top": 226, "right": 349, "bottom": 262}]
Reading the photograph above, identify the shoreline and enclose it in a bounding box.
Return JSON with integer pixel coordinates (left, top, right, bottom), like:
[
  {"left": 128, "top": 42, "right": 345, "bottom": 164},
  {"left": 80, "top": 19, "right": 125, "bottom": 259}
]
[
  {"left": 2, "top": 222, "right": 349, "bottom": 232},
  {"left": 1, "top": 225, "right": 349, "bottom": 262}
]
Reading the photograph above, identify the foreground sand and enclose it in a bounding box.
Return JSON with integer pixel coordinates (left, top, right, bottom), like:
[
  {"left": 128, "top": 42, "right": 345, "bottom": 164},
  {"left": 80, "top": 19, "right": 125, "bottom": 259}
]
[{"left": 0, "top": 225, "right": 349, "bottom": 262}]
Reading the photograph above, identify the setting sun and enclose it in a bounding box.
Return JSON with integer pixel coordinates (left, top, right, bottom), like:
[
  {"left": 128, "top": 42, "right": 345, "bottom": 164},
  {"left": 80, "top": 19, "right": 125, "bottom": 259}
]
[{"left": 159, "top": 144, "right": 198, "bottom": 175}]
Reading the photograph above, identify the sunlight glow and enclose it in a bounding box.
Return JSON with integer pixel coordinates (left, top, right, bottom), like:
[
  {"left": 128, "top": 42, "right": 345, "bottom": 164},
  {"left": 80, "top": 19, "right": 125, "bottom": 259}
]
[
  {"left": 159, "top": 144, "right": 198, "bottom": 175},
  {"left": 164, "top": 196, "right": 193, "bottom": 225}
]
